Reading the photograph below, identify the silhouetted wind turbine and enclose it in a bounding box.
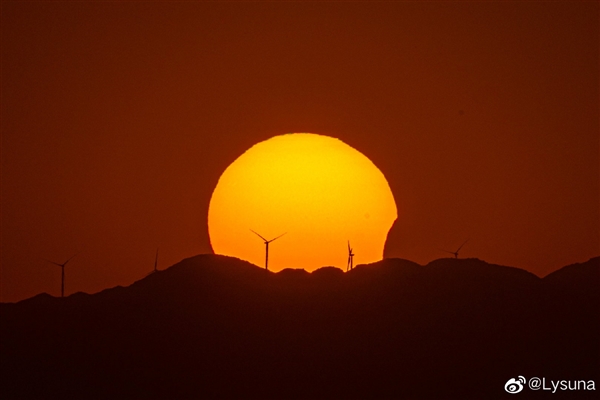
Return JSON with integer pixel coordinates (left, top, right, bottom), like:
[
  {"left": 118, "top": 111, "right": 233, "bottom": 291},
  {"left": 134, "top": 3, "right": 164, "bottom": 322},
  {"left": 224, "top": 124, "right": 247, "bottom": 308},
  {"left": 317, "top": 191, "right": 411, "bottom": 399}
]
[
  {"left": 346, "top": 241, "right": 355, "bottom": 272},
  {"left": 147, "top": 248, "right": 159, "bottom": 276},
  {"left": 154, "top": 248, "right": 159, "bottom": 272},
  {"left": 440, "top": 239, "right": 469, "bottom": 259},
  {"left": 45, "top": 254, "right": 77, "bottom": 298},
  {"left": 250, "top": 229, "right": 286, "bottom": 271}
]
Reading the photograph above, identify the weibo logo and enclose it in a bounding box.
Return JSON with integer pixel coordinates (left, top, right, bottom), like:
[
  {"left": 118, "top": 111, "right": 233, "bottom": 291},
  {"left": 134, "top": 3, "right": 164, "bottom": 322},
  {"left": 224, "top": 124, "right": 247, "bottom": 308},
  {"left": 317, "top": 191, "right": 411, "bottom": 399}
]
[{"left": 505, "top": 376, "right": 526, "bottom": 394}]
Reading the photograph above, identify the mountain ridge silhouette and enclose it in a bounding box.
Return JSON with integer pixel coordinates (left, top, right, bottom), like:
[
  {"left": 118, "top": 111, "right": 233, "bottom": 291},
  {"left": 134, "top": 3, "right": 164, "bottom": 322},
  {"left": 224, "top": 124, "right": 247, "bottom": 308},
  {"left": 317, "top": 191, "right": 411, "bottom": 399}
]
[{"left": 1, "top": 254, "right": 598, "bottom": 399}]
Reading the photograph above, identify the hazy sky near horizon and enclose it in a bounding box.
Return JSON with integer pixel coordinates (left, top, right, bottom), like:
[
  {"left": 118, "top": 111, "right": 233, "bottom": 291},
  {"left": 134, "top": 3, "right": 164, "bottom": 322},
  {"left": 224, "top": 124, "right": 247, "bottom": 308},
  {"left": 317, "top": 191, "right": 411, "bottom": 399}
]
[{"left": 2, "top": 1, "right": 598, "bottom": 302}]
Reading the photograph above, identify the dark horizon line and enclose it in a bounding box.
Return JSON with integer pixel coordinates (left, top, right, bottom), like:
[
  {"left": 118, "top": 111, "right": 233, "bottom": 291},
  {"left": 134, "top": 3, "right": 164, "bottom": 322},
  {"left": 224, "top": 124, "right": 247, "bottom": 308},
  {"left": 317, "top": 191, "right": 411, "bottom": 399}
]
[{"left": 3, "top": 254, "right": 598, "bottom": 304}]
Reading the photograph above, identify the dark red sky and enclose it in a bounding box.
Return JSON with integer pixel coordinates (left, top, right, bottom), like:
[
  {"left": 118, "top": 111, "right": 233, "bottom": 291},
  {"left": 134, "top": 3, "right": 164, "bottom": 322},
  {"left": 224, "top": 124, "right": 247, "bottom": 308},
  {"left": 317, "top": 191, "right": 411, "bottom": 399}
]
[{"left": 2, "top": 1, "right": 598, "bottom": 302}]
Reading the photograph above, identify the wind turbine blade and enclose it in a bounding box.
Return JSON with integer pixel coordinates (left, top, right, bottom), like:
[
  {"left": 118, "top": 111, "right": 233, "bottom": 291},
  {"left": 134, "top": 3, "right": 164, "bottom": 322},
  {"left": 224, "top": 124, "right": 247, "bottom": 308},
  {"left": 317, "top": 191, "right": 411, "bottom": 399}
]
[
  {"left": 44, "top": 259, "right": 63, "bottom": 267},
  {"left": 250, "top": 229, "right": 268, "bottom": 242},
  {"left": 269, "top": 232, "right": 287, "bottom": 243},
  {"left": 456, "top": 239, "right": 469, "bottom": 252},
  {"left": 439, "top": 249, "right": 454, "bottom": 255},
  {"left": 63, "top": 253, "right": 77, "bottom": 266},
  {"left": 348, "top": 240, "right": 351, "bottom": 252}
]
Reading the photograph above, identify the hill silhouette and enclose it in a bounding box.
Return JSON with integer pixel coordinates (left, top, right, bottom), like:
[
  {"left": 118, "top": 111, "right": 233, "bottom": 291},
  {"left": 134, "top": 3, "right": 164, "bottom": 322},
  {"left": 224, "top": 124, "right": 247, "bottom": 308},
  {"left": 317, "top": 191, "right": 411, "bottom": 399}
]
[{"left": 1, "top": 255, "right": 598, "bottom": 399}]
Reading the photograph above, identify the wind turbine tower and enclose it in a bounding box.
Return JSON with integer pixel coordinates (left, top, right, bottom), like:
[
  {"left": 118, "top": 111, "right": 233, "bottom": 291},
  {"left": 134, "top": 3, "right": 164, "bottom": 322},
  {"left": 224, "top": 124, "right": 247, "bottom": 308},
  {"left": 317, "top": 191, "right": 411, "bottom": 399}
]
[
  {"left": 145, "top": 248, "right": 160, "bottom": 277},
  {"left": 46, "top": 254, "right": 77, "bottom": 298},
  {"left": 154, "top": 248, "right": 159, "bottom": 273},
  {"left": 250, "top": 229, "right": 286, "bottom": 271}
]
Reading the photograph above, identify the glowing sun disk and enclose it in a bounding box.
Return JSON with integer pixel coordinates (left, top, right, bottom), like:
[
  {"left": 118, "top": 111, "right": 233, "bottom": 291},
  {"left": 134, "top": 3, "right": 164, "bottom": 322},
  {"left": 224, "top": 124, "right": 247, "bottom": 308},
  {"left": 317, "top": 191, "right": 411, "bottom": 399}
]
[{"left": 208, "top": 133, "right": 397, "bottom": 271}]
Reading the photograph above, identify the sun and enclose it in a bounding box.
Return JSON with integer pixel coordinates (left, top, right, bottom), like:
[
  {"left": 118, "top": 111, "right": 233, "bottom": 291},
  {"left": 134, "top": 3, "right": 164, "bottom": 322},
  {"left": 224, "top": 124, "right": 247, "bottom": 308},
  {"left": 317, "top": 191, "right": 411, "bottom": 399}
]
[{"left": 208, "top": 133, "right": 397, "bottom": 271}]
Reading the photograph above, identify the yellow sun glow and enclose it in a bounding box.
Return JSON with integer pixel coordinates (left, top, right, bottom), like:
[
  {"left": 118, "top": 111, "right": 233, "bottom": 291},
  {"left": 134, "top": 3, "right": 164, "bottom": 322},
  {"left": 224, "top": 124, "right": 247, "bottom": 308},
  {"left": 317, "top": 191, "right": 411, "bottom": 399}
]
[{"left": 208, "top": 133, "right": 397, "bottom": 271}]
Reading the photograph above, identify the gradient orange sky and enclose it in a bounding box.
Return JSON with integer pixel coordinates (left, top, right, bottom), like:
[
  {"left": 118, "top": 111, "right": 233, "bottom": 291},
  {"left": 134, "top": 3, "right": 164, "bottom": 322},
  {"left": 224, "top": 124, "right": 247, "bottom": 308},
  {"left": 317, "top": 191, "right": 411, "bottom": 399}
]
[{"left": 2, "top": 2, "right": 598, "bottom": 302}]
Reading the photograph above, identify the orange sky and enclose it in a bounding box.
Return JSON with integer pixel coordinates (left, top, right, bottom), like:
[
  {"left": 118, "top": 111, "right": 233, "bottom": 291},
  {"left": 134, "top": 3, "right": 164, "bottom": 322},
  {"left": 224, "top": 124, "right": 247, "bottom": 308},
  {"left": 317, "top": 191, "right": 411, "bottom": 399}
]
[{"left": 1, "top": 1, "right": 598, "bottom": 302}]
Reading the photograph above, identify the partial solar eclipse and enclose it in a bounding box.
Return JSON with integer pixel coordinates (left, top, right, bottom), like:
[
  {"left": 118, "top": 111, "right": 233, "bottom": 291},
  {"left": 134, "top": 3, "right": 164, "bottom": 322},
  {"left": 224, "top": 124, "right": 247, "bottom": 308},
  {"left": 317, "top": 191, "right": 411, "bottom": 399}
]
[{"left": 208, "top": 133, "right": 397, "bottom": 271}]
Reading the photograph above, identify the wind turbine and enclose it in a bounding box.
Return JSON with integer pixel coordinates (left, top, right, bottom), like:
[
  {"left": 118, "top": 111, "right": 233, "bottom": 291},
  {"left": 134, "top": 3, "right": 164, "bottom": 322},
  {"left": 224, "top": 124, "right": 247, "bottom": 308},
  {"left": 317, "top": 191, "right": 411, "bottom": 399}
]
[
  {"left": 347, "top": 241, "right": 355, "bottom": 271},
  {"left": 250, "top": 229, "right": 286, "bottom": 271},
  {"left": 440, "top": 239, "right": 469, "bottom": 259},
  {"left": 154, "top": 248, "right": 159, "bottom": 273},
  {"left": 45, "top": 254, "right": 77, "bottom": 298},
  {"left": 147, "top": 248, "right": 159, "bottom": 276}
]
